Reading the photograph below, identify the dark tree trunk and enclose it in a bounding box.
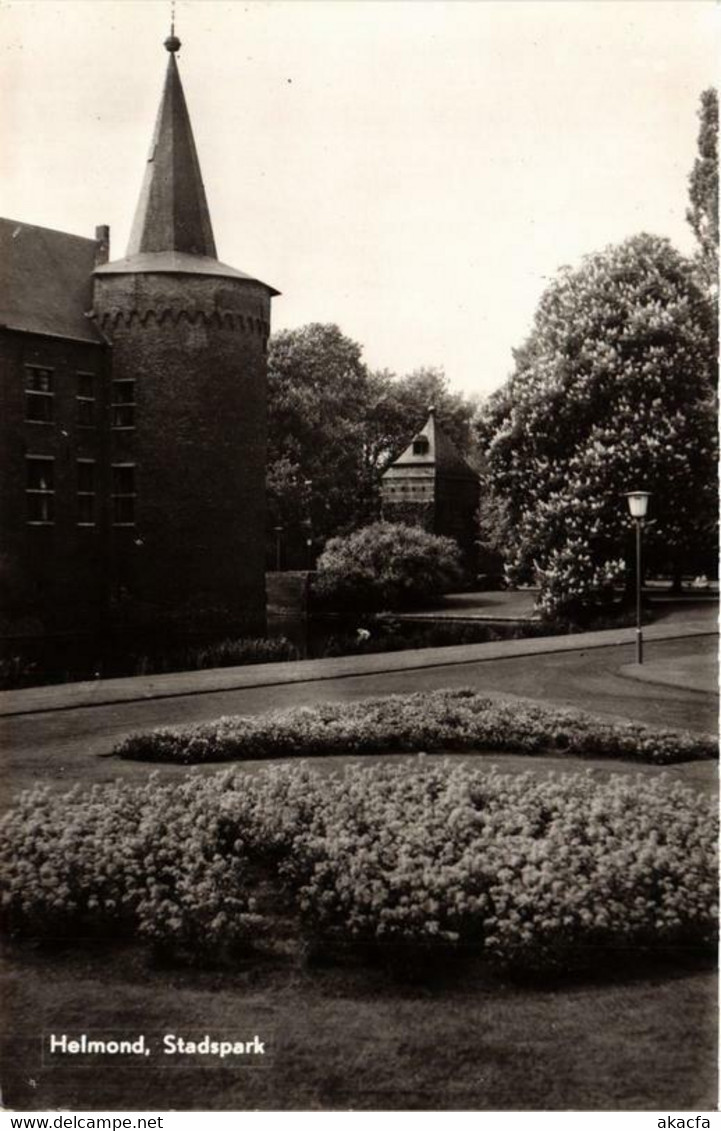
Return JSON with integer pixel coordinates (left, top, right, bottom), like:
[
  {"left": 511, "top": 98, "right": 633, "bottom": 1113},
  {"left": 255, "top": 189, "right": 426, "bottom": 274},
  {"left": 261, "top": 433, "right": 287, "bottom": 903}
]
[{"left": 670, "top": 555, "right": 684, "bottom": 595}]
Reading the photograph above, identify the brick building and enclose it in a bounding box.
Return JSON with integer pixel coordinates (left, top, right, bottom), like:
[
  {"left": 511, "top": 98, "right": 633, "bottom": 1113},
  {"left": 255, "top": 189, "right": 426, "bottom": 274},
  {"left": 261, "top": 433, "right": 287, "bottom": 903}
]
[
  {"left": 0, "top": 32, "right": 277, "bottom": 659},
  {"left": 380, "top": 407, "right": 480, "bottom": 574}
]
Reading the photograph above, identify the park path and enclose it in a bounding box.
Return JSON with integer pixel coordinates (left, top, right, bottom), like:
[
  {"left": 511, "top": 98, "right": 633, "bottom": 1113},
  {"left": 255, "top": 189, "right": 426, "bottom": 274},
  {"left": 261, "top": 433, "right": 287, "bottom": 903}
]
[
  {"left": 2, "top": 627, "right": 716, "bottom": 806},
  {"left": 0, "top": 606, "right": 714, "bottom": 719}
]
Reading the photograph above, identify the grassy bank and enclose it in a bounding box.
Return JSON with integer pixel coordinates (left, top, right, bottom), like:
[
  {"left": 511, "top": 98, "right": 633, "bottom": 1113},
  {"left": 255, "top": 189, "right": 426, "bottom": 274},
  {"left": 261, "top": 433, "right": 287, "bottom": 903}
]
[{"left": 2, "top": 942, "right": 715, "bottom": 1110}]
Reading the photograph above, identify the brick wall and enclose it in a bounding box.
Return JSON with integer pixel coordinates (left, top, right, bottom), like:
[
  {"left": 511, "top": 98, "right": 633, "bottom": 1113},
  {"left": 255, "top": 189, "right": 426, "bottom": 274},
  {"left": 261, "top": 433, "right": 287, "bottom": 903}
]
[
  {"left": 0, "top": 329, "right": 110, "bottom": 638},
  {"left": 434, "top": 475, "right": 480, "bottom": 569},
  {"left": 381, "top": 468, "right": 480, "bottom": 576},
  {"left": 266, "top": 571, "right": 313, "bottom": 616},
  {"left": 93, "top": 272, "right": 271, "bottom": 635}
]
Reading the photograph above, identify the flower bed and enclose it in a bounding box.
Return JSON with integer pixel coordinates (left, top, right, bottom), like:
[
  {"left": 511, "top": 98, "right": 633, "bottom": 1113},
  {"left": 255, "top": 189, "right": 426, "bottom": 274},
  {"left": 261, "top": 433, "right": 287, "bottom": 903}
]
[
  {"left": 1, "top": 763, "right": 717, "bottom": 974},
  {"left": 279, "top": 763, "right": 719, "bottom": 970},
  {"left": 114, "top": 688, "right": 716, "bottom": 766},
  {"left": 0, "top": 777, "right": 262, "bottom": 957}
]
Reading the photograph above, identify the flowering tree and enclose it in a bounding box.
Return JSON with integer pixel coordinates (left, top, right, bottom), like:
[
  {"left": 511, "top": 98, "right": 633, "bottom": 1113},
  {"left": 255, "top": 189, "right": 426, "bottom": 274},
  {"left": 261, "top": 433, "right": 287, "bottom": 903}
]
[
  {"left": 687, "top": 88, "right": 718, "bottom": 291},
  {"left": 476, "top": 233, "right": 718, "bottom": 620}
]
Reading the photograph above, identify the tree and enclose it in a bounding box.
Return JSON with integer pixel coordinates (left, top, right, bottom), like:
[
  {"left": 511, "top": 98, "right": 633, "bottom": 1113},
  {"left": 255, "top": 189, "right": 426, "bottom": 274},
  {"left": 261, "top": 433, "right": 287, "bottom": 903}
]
[
  {"left": 266, "top": 326, "right": 480, "bottom": 565},
  {"left": 313, "top": 521, "right": 462, "bottom": 611},
  {"left": 475, "top": 233, "right": 718, "bottom": 620},
  {"left": 267, "top": 324, "right": 377, "bottom": 561},
  {"left": 687, "top": 88, "right": 719, "bottom": 291},
  {"left": 368, "top": 366, "right": 479, "bottom": 459}
]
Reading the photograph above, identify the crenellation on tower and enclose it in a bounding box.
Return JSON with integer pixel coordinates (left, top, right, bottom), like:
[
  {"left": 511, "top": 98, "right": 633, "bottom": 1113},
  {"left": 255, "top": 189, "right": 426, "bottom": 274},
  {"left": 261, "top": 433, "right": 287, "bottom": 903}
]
[{"left": 92, "top": 32, "right": 277, "bottom": 636}]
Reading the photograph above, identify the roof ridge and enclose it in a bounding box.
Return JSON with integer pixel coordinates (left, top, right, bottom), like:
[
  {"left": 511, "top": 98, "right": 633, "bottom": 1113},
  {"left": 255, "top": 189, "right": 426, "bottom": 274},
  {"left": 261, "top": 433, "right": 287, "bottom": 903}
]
[
  {"left": 386, "top": 410, "right": 478, "bottom": 479},
  {"left": 0, "top": 220, "right": 105, "bottom": 344},
  {"left": 0, "top": 218, "right": 98, "bottom": 246}
]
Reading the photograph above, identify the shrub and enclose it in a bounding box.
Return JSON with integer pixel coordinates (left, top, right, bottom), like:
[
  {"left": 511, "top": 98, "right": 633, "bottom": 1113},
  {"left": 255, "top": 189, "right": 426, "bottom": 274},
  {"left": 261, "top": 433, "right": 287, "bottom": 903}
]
[
  {"left": 1, "top": 763, "right": 716, "bottom": 974},
  {"left": 0, "top": 777, "right": 263, "bottom": 957},
  {"left": 135, "top": 635, "right": 298, "bottom": 677},
  {"left": 114, "top": 688, "right": 716, "bottom": 766},
  {"left": 313, "top": 522, "right": 463, "bottom": 612},
  {"left": 278, "top": 763, "right": 718, "bottom": 970}
]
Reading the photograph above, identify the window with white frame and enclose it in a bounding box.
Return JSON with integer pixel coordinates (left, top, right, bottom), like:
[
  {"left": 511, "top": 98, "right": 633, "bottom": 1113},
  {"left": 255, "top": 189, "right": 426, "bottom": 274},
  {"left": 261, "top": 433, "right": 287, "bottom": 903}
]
[
  {"left": 77, "top": 460, "right": 96, "bottom": 525},
  {"left": 25, "top": 366, "right": 54, "bottom": 423},
  {"left": 77, "top": 371, "right": 96, "bottom": 427},
  {"left": 26, "top": 456, "right": 55, "bottom": 524},
  {"left": 111, "top": 380, "right": 136, "bottom": 429},
  {"left": 111, "top": 464, "right": 136, "bottom": 525}
]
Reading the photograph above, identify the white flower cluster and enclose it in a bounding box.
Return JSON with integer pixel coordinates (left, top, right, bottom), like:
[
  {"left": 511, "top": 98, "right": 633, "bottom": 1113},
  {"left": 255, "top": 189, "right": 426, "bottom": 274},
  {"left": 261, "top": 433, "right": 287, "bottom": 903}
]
[
  {"left": 114, "top": 688, "right": 715, "bottom": 766},
  {"left": 276, "top": 762, "right": 718, "bottom": 970},
  {"left": 476, "top": 233, "right": 717, "bottom": 620},
  {"left": 1, "top": 758, "right": 717, "bottom": 975}
]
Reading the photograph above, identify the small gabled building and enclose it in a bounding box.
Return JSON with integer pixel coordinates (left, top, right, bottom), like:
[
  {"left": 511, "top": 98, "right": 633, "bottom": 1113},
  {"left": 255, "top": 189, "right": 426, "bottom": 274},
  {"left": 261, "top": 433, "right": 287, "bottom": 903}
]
[{"left": 380, "top": 407, "right": 480, "bottom": 572}]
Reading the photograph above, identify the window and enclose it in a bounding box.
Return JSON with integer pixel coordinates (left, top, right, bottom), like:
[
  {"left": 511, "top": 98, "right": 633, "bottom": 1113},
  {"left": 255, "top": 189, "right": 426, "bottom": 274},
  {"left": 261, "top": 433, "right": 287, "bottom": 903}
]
[
  {"left": 77, "top": 460, "right": 96, "bottom": 525},
  {"left": 111, "top": 380, "right": 135, "bottom": 429},
  {"left": 25, "top": 366, "right": 54, "bottom": 423},
  {"left": 77, "top": 372, "right": 96, "bottom": 427},
  {"left": 412, "top": 437, "right": 429, "bottom": 456},
  {"left": 26, "top": 456, "right": 54, "bottom": 524},
  {"left": 112, "top": 464, "right": 136, "bottom": 525}
]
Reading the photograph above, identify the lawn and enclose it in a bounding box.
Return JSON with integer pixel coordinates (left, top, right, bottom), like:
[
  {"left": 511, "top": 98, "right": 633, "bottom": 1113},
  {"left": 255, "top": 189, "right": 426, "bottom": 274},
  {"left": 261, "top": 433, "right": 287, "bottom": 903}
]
[
  {"left": 2, "top": 939, "right": 716, "bottom": 1110},
  {"left": 2, "top": 667, "right": 717, "bottom": 1112},
  {"left": 3, "top": 635, "right": 716, "bottom": 811},
  {"left": 3, "top": 744, "right": 718, "bottom": 809}
]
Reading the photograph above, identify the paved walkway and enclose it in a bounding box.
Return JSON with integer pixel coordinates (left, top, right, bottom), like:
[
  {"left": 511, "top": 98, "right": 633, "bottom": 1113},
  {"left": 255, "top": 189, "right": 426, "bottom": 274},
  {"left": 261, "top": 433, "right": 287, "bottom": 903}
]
[
  {"left": 2, "top": 635, "right": 716, "bottom": 805},
  {"left": 0, "top": 608, "right": 715, "bottom": 718}
]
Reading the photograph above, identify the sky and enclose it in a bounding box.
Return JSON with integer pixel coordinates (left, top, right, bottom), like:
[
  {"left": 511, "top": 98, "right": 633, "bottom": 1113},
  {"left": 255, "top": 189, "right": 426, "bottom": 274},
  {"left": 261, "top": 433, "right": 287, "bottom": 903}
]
[{"left": 1, "top": 0, "right": 717, "bottom": 398}]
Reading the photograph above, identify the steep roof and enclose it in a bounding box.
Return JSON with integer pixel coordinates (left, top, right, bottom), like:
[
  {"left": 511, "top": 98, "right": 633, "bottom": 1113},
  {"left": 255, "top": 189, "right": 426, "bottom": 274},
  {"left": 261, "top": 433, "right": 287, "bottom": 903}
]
[
  {"left": 0, "top": 219, "right": 104, "bottom": 344},
  {"left": 127, "top": 51, "right": 216, "bottom": 258},
  {"left": 94, "top": 250, "right": 273, "bottom": 286},
  {"left": 384, "top": 408, "right": 479, "bottom": 481},
  {"left": 98, "top": 38, "right": 278, "bottom": 294}
]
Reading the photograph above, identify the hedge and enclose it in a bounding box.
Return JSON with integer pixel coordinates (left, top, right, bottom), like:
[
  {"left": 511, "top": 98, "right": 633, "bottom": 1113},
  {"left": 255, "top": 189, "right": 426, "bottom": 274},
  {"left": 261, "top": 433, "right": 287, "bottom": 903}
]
[
  {"left": 1, "top": 763, "right": 716, "bottom": 973},
  {"left": 114, "top": 688, "right": 716, "bottom": 766}
]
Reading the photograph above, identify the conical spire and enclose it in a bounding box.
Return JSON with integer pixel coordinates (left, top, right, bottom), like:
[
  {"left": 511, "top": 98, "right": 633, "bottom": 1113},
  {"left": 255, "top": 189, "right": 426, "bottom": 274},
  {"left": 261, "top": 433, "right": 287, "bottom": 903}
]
[{"left": 126, "top": 36, "right": 217, "bottom": 258}]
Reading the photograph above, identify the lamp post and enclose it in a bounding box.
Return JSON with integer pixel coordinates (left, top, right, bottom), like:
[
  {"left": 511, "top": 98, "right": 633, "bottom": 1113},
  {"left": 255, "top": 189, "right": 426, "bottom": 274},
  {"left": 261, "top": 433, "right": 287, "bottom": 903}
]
[
  {"left": 274, "top": 525, "right": 284, "bottom": 572},
  {"left": 303, "top": 479, "right": 313, "bottom": 572},
  {"left": 303, "top": 520, "right": 313, "bottom": 571},
  {"left": 624, "top": 491, "right": 651, "bottom": 665}
]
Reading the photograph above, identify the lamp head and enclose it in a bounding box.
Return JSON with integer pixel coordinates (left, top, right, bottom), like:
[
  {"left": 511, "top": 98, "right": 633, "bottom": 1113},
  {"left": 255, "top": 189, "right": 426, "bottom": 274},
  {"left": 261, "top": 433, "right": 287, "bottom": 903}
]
[{"left": 624, "top": 491, "right": 651, "bottom": 519}]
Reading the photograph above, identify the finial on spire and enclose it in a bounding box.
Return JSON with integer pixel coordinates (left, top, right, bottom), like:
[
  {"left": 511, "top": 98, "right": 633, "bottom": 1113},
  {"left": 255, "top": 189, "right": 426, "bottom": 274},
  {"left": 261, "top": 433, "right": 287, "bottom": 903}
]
[
  {"left": 428, "top": 404, "right": 436, "bottom": 416},
  {"left": 165, "top": 0, "right": 181, "bottom": 52}
]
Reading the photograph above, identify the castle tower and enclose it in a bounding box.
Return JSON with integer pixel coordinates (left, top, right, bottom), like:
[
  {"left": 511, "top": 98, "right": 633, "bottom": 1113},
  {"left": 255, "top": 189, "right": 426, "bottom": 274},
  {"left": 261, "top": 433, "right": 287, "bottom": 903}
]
[
  {"left": 93, "top": 32, "right": 278, "bottom": 636},
  {"left": 381, "top": 407, "right": 480, "bottom": 574}
]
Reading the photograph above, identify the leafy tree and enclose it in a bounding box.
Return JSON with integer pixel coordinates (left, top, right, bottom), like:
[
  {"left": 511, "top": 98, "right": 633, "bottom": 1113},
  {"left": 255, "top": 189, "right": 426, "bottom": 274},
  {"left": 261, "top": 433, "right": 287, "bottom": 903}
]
[
  {"left": 476, "top": 233, "right": 718, "bottom": 620},
  {"left": 687, "top": 88, "right": 719, "bottom": 291},
  {"left": 266, "top": 324, "right": 376, "bottom": 561},
  {"left": 366, "top": 366, "right": 479, "bottom": 460},
  {"left": 313, "top": 521, "right": 462, "bottom": 611},
  {"left": 266, "top": 326, "right": 479, "bottom": 564}
]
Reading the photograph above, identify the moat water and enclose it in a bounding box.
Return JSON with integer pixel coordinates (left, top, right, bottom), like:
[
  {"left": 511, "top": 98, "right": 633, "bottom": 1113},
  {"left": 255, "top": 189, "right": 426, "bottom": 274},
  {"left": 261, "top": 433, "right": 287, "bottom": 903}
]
[{"left": 1, "top": 613, "right": 548, "bottom": 691}]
